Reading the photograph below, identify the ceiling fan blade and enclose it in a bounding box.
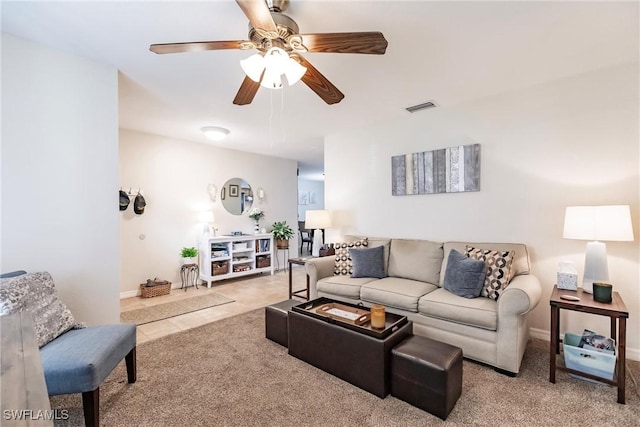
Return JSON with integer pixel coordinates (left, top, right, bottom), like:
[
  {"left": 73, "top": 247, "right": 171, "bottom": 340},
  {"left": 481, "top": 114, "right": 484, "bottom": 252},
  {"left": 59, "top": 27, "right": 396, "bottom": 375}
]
[
  {"left": 297, "top": 32, "right": 388, "bottom": 55},
  {"left": 150, "top": 40, "right": 252, "bottom": 54},
  {"left": 233, "top": 76, "right": 261, "bottom": 105},
  {"left": 236, "top": 0, "right": 279, "bottom": 39},
  {"left": 293, "top": 55, "right": 344, "bottom": 105}
]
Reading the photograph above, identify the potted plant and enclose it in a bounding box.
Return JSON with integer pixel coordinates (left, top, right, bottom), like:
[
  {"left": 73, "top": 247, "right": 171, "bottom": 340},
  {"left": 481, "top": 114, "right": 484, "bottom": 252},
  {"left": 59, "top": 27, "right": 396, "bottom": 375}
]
[
  {"left": 180, "top": 246, "right": 198, "bottom": 265},
  {"left": 271, "top": 221, "right": 294, "bottom": 249}
]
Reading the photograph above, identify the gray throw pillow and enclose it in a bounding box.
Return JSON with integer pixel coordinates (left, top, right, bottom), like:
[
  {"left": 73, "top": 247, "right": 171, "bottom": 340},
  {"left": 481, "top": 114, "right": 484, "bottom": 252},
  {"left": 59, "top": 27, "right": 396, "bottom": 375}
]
[
  {"left": 443, "top": 249, "right": 486, "bottom": 299},
  {"left": 0, "top": 271, "right": 79, "bottom": 347},
  {"left": 349, "top": 246, "right": 386, "bottom": 279}
]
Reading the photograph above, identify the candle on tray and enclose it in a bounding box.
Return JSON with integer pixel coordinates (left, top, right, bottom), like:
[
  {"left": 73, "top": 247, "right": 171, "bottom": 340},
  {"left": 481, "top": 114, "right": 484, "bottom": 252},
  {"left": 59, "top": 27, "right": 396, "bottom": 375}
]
[{"left": 370, "top": 304, "right": 386, "bottom": 329}]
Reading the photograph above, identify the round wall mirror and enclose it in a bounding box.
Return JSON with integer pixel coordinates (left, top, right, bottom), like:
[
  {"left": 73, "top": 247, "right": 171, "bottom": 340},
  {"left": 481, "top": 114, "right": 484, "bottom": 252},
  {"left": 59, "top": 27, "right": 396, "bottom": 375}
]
[{"left": 221, "top": 178, "right": 253, "bottom": 215}]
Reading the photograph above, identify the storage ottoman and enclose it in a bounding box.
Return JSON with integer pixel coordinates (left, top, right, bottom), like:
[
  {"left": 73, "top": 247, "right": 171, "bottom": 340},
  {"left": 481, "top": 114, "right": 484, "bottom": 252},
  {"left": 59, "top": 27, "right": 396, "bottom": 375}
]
[
  {"left": 265, "top": 299, "right": 298, "bottom": 347},
  {"left": 391, "top": 335, "right": 463, "bottom": 420}
]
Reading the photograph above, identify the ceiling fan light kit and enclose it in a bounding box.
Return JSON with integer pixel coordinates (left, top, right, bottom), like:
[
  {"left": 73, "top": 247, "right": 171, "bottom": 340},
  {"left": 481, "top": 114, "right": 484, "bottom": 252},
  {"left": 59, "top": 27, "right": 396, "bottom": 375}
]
[
  {"left": 242, "top": 47, "right": 308, "bottom": 89},
  {"left": 150, "top": 0, "right": 388, "bottom": 105},
  {"left": 201, "top": 126, "right": 230, "bottom": 141}
]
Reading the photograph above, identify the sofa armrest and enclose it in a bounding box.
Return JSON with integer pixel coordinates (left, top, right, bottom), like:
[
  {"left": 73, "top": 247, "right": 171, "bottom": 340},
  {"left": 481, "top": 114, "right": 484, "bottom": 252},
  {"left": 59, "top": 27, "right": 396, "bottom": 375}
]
[
  {"left": 498, "top": 274, "right": 542, "bottom": 317},
  {"left": 305, "top": 257, "right": 335, "bottom": 299}
]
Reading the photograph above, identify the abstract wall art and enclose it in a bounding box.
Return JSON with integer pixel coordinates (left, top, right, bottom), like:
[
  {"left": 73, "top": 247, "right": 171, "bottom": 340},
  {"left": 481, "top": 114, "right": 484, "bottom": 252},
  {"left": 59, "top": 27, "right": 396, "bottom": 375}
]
[{"left": 391, "top": 144, "right": 480, "bottom": 196}]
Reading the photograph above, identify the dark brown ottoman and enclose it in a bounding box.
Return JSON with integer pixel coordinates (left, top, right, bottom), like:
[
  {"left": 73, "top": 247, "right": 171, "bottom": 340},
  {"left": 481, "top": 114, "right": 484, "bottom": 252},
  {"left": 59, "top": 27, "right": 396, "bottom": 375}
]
[
  {"left": 265, "top": 299, "right": 298, "bottom": 347},
  {"left": 391, "top": 335, "right": 463, "bottom": 420}
]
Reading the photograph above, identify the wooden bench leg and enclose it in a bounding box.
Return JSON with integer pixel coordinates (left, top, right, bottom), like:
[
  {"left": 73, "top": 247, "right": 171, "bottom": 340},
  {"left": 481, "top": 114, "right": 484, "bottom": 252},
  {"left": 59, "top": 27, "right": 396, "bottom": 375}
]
[
  {"left": 125, "top": 346, "right": 137, "bottom": 383},
  {"left": 82, "top": 388, "right": 99, "bottom": 427}
]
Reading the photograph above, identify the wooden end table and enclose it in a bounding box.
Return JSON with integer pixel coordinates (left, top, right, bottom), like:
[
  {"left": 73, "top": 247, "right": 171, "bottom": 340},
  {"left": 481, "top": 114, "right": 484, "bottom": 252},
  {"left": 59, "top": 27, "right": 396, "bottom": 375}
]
[
  {"left": 288, "top": 256, "right": 315, "bottom": 300},
  {"left": 549, "top": 285, "right": 629, "bottom": 404}
]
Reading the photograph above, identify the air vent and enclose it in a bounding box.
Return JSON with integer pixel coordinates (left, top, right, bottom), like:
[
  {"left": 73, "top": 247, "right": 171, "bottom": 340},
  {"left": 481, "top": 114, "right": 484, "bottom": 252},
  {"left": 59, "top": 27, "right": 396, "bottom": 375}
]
[{"left": 405, "top": 101, "right": 437, "bottom": 113}]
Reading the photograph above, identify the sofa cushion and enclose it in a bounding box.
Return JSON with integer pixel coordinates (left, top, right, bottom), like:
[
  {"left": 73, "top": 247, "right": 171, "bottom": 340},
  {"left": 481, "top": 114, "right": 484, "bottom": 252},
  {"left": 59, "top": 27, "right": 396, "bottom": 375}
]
[
  {"left": 441, "top": 242, "right": 530, "bottom": 282},
  {"left": 442, "top": 249, "right": 486, "bottom": 299},
  {"left": 344, "top": 236, "right": 392, "bottom": 276},
  {"left": 350, "top": 246, "right": 386, "bottom": 279},
  {"left": 0, "top": 271, "right": 79, "bottom": 347},
  {"left": 361, "top": 277, "right": 438, "bottom": 312},
  {"left": 418, "top": 287, "right": 498, "bottom": 331},
  {"left": 465, "top": 246, "right": 515, "bottom": 301},
  {"left": 334, "top": 239, "right": 368, "bottom": 276},
  {"left": 388, "top": 239, "right": 443, "bottom": 284},
  {"left": 317, "top": 275, "right": 377, "bottom": 300}
]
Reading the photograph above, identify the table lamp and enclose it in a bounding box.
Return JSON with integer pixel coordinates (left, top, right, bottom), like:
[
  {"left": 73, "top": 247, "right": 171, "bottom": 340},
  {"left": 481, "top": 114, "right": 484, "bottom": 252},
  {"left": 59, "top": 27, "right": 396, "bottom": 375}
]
[
  {"left": 305, "top": 210, "right": 332, "bottom": 257},
  {"left": 200, "top": 210, "right": 215, "bottom": 237},
  {"left": 562, "top": 205, "right": 634, "bottom": 293}
]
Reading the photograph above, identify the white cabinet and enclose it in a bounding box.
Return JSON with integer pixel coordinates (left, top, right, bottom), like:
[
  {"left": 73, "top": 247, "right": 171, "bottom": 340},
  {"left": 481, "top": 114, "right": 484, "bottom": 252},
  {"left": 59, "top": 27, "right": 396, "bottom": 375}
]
[{"left": 199, "top": 234, "right": 274, "bottom": 288}]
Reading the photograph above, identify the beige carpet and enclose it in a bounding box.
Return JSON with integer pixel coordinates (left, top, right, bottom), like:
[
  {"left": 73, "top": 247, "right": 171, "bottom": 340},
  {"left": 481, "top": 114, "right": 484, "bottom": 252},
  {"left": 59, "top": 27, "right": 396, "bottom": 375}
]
[
  {"left": 52, "top": 309, "right": 639, "bottom": 426},
  {"left": 120, "top": 292, "right": 234, "bottom": 325}
]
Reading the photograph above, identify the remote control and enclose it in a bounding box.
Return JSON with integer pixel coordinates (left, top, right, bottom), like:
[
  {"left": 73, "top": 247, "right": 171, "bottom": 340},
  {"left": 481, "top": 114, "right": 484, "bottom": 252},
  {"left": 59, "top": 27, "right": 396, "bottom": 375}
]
[{"left": 559, "top": 294, "right": 580, "bottom": 302}]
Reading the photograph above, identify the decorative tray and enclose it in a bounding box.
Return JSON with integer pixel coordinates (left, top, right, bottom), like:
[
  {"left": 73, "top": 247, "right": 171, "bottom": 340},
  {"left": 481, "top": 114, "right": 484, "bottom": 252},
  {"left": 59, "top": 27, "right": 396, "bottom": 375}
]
[
  {"left": 292, "top": 297, "right": 409, "bottom": 339},
  {"left": 315, "top": 302, "right": 370, "bottom": 325}
]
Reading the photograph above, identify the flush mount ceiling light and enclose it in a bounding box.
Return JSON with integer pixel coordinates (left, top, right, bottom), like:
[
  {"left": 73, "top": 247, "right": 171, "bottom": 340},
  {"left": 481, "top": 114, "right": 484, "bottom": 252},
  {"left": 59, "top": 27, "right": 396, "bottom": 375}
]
[
  {"left": 201, "top": 126, "right": 230, "bottom": 141},
  {"left": 240, "top": 47, "right": 307, "bottom": 89}
]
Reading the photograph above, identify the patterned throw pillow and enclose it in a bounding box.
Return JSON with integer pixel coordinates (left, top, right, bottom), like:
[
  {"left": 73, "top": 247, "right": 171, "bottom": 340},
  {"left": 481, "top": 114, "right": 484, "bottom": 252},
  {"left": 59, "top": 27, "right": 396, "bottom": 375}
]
[
  {"left": 0, "top": 271, "right": 79, "bottom": 347},
  {"left": 334, "top": 239, "right": 368, "bottom": 275},
  {"left": 465, "top": 246, "right": 515, "bottom": 300}
]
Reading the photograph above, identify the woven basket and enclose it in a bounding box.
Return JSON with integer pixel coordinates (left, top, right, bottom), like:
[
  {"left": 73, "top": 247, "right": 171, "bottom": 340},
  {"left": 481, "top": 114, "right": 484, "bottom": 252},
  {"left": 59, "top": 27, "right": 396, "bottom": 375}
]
[
  {"left": 140, "top": 282, "right": 171, "bottom": 298},
  {"left": 212, "top": 261, "right": 229, "bottom": 276},
  {"left": 257, "top": 256, "right": 271, "bottom": 268}
]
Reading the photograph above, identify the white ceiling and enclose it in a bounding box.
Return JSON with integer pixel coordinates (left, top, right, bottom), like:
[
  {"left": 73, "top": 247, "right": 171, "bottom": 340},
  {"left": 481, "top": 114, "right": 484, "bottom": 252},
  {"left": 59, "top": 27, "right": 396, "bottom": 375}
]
[{"left": 2, "top": 1, "right": 637, "bottom": 179}]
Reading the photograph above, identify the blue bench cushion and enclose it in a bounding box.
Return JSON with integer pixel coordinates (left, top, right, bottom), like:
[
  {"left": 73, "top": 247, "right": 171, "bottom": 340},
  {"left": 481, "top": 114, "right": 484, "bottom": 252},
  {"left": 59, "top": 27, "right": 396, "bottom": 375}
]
[{"left": 40, "top": 324, "right": 136, "bottom": 395}]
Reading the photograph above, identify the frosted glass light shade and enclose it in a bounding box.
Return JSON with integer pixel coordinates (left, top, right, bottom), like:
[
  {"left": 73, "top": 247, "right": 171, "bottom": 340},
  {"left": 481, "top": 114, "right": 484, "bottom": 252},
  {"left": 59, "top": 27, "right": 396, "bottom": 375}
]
[
  {"left": 284, "top": 57, "right": 307, "bottom": 85},
  {"left": 242, "top": 47, "right": 306, "bottom": 90},
  {"left": 240, "top": 53, "right": 265, "bottom": 82},
  {"left": 201, "top": 126, "right": 230, "bottom": 141}
]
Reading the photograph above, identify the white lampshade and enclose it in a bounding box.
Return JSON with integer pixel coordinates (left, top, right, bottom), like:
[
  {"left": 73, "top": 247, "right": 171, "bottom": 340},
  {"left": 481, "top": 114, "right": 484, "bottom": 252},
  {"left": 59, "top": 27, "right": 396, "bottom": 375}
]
[
  {"left": 563, "top": 205, "right": 634, "bottom": 293},
  {"left": 305, "top": 210, "right": 332, "bottom": 229},
  {"left": 563, "top": 205, "right": 634, "bottom": 241},
  {"left": 201, "top": 126, "right": 230, "bottom": 141}
]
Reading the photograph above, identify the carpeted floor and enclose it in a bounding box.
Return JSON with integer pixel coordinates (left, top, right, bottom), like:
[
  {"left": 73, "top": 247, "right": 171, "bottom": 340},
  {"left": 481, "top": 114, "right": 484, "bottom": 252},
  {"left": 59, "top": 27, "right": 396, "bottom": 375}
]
[
  {"left": 120, "top": 292, "right": 234, "bottom": 325},
  {"left": 52, "top": 309, "right": 639, "bottom": 426}
]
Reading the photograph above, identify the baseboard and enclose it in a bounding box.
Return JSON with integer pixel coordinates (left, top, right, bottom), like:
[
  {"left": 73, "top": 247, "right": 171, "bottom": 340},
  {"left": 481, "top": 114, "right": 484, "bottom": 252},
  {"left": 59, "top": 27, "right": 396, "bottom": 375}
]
[
  {"left": 120, "top": 282, "right": 184, "bottom": 299},
  {"left": 529, "top": 327, "right": 639, "bottom": 361}
]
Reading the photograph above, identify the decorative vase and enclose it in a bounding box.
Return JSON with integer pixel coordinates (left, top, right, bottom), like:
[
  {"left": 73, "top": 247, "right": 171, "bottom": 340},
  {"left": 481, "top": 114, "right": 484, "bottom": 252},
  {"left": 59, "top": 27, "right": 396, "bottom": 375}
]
[{"left": 254, "top": 221, "right": 260, "bottom": 234}]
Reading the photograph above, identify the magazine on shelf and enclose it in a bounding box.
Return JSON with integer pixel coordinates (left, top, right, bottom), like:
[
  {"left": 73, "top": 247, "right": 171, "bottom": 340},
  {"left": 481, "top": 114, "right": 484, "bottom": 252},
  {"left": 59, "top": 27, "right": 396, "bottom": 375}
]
[{"left": 577, "top": 329, "right": 615, "bottom": 355}]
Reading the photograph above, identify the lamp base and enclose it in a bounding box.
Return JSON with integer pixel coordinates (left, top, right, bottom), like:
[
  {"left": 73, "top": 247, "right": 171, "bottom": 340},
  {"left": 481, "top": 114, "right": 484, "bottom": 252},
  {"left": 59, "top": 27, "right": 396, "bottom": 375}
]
[
  {"left": 312, "top": 229, "right": 323, "bottom": 257},
  {"left": 582, "top": 241, "right": 609, "bottom": 294}
]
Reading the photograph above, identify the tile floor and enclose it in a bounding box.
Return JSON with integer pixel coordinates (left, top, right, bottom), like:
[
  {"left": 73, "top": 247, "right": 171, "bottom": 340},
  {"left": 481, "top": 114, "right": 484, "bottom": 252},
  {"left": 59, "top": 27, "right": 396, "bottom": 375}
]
[{"left": 121, "top": 255, "right": 309, "bottom": 344}]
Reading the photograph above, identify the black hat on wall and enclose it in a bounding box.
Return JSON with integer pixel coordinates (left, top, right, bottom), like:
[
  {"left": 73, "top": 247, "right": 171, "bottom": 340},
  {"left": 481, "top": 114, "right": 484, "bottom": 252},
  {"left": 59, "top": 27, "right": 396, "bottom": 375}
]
[
  {"left": 134, "top": 193, "right": 146, "bottom": 214},
  {"left": 119, "top": 190, "right": 130, "bottom": 211}
]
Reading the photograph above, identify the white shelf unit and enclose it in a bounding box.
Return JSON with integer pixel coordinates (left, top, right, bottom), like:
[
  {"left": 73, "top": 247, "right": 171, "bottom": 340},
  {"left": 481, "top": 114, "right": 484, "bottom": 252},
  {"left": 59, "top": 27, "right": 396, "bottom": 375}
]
[{"left": 199, "top": 233, "right": 274, "bottom": 288}]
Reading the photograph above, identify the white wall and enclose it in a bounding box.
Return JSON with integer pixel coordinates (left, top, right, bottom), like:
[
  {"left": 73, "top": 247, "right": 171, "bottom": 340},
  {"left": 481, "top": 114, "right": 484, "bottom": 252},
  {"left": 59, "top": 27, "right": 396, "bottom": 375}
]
[
  {"left": 1, "top": 34, "right": 120, "bottom": 324},
  {"left": 119, "top": 129, "right": 298, "bottom": 295},
  {"left": 297, "top": 178, "right": 325, "bottom": 222},
  {"left": 324, "top": 63, "right": 640, "bottom": 359}
]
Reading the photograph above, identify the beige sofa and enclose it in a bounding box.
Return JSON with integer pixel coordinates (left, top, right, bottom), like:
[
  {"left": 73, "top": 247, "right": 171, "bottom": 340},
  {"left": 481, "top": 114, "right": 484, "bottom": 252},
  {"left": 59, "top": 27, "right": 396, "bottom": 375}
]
[{"left": 305, "top": 237, "right": 542, "bottom": 375}]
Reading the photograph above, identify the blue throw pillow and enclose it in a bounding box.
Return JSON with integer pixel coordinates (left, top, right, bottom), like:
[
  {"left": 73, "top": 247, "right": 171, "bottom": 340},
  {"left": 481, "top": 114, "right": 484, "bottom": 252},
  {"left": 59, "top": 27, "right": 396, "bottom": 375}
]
[
  {"left": 349, "top": 246, "right": 386, "bottom": 279},
  {"left": 443, "top": 249, "right": 486, "bottom": 298}
]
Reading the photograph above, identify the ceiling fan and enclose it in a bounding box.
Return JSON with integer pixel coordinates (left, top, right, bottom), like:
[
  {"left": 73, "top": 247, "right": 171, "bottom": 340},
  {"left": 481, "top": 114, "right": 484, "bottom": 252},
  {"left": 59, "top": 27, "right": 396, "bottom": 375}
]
[{"left": 149, "top": 0, "right": 388, "bottom": 105}]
